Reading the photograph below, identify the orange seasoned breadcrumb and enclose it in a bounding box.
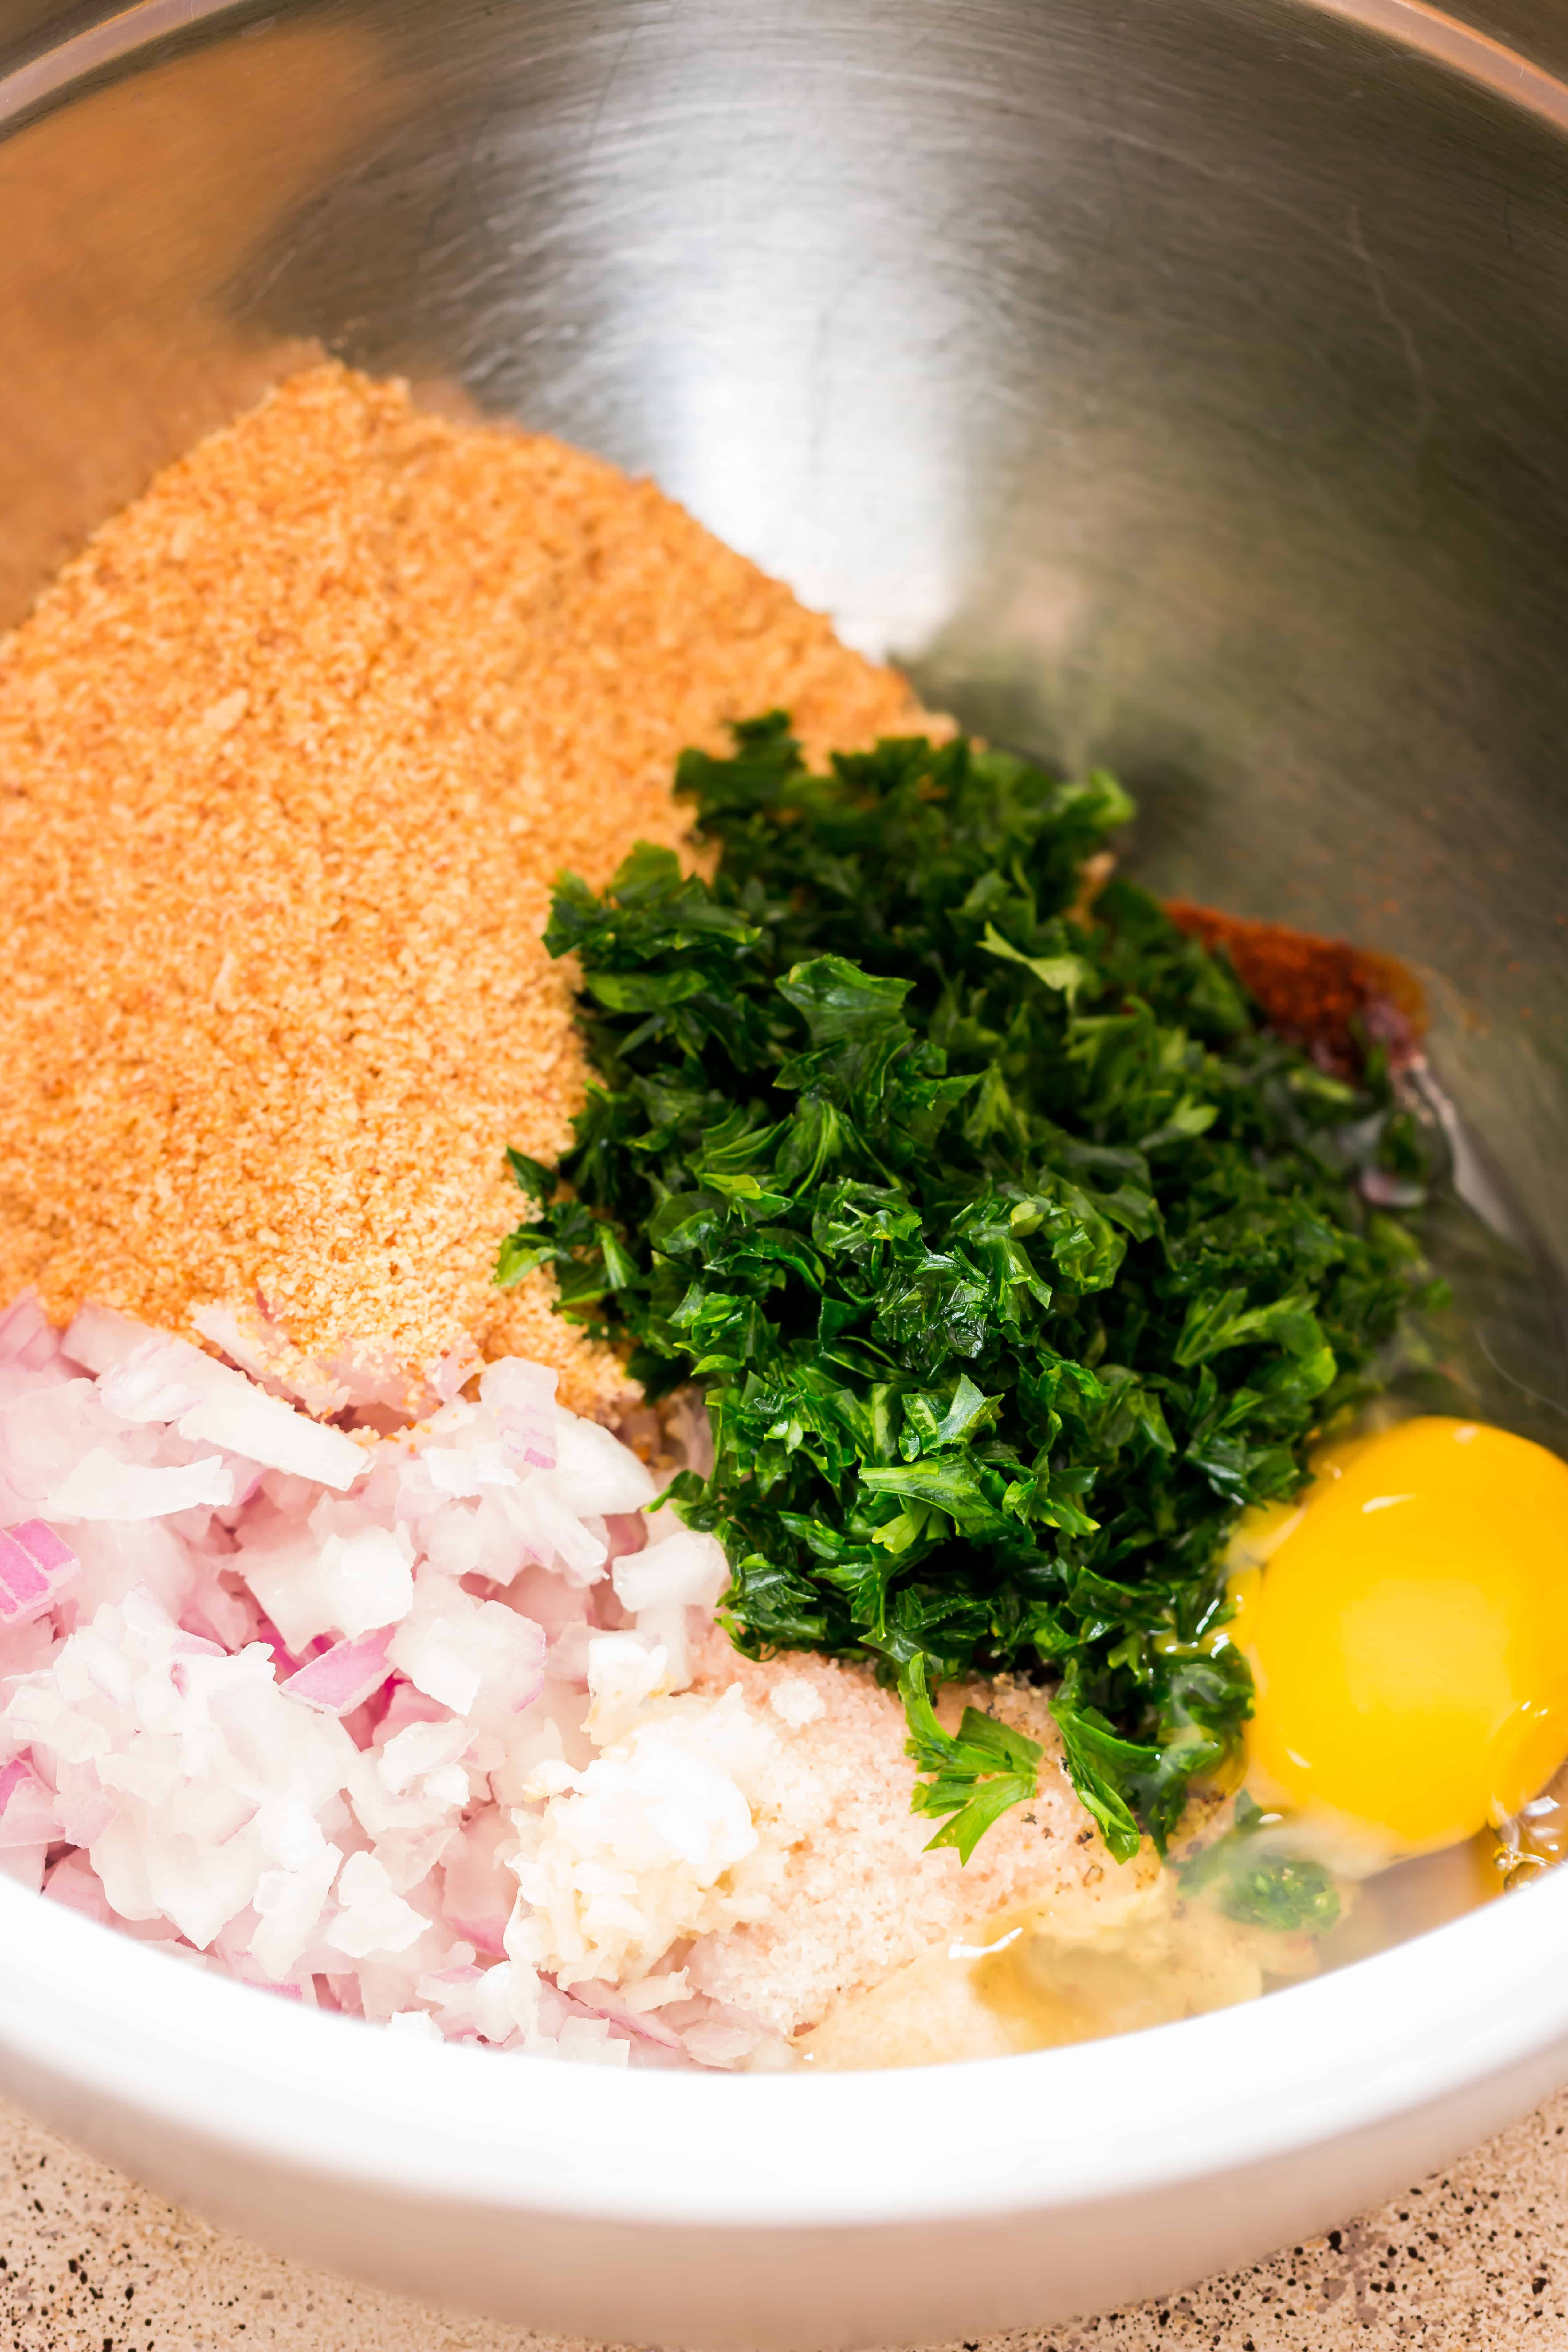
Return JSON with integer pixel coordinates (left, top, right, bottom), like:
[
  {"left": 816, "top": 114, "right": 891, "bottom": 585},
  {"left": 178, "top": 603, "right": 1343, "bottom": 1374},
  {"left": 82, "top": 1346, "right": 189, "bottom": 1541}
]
[{"left": 0, "top": 365, "right": 928, "bottom": 1409}]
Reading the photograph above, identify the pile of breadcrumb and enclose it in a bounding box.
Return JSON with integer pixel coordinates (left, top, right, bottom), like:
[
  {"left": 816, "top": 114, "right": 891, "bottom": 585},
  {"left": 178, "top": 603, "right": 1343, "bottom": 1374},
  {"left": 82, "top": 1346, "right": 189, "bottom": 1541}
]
[{"left": 0, "top": 365, "right": 925, "bottom": 1408}]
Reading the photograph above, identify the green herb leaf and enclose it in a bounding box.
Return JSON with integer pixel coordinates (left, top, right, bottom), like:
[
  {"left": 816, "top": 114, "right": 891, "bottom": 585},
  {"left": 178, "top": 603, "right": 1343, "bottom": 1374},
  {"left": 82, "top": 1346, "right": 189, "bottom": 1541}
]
[
  {"left": 501, "top": 721, "right": 1443, "bottom": 1858},
  {"left": 1181, "top": 1792, "right": 1342, "bottom": 1932},
  {"left": 901, "top": 1656, "right": 1044, "bottom": 1863}
]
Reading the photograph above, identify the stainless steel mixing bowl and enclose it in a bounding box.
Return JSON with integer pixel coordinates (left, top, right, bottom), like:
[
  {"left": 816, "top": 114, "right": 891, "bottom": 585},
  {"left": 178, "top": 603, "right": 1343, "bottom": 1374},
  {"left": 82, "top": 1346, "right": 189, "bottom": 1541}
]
[
  {"left": 5, "top": 0, "right": 1568, "bottom": 1272},
  {"left": 2, "top": 1, "right": 1568, "bottom": 2340}
]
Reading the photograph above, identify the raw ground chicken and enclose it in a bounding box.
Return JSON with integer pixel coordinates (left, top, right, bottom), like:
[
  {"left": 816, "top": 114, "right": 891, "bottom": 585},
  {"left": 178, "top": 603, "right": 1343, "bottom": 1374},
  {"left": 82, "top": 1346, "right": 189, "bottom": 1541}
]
[{"left": 0, "top": 1292, "right": 1112, "bottom": 2067}]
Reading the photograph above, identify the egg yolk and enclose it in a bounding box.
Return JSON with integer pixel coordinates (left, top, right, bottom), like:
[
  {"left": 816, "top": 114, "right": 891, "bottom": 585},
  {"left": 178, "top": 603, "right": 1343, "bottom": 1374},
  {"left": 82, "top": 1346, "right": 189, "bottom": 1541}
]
[{"left": 1230, "top": 1417, "right": 1568, "bottom": 1855}]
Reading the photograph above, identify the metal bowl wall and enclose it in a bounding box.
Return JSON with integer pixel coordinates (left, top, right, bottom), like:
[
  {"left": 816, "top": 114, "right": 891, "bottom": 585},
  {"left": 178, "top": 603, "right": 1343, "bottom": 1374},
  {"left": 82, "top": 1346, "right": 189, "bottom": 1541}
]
[
  {"left": 3, "top": 0, "right": 1566, "bottom": 1293},
  {"left": 5, "top": 0, "right": 1568, "bottom": 1244}
]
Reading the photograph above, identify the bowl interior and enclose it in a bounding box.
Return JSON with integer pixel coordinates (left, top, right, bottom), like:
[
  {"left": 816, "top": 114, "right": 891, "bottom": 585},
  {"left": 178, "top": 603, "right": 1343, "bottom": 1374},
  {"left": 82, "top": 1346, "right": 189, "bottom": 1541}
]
[
  {"left": 5, "top": 0, "right": 1568, "bottom": 1292},
  {"left": 2, "top": 0, "right": 1568, "bottom": 2208}
]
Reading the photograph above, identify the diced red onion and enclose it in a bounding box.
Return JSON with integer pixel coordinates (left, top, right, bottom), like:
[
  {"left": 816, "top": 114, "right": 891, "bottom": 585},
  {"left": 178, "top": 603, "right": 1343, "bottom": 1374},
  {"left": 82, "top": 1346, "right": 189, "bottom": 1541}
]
[
  {"left": 0, "top": 1519, "right": 78, "bottom": 1622},
  {"left": 428, "top": 1345, "right": 482, "bottom": 1406},
  {"left": 0, "top": 1292, "right": 48, "bottom": 1367},
  {"left": 0, "top": 1758, "right": 59, "bottom": 1850},
  {"left": 603, "top": 1512, "right": 647, "bottom": 1561},
  {"left": 43, "top": 1851, "right": 113, "bottom": 1924},
  {"left": 480, "top": 1359, "right": 559, "bottom": 1471},
  {"left": 0, "top": 1290, "right": 752, "bottom": 2073},
  {"left": 53, "top": 1779, "right": 116, "bottom": 1849},
  {"left": 1360, "top": 1167, "right": 1426, "bottom": 1209},
  {"left": 566, "top": 1978, "right": 685, "bottom": 2050},
  {"left": 281, "top": 1625, "right": 397, "bottom": 1716}
]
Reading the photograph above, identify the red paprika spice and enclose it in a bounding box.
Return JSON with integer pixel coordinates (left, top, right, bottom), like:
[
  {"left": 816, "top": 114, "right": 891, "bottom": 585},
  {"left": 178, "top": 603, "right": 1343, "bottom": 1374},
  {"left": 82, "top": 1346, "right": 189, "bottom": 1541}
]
[{"left": 1164, "top": 902, "right": 1425, "bottom": 1078}]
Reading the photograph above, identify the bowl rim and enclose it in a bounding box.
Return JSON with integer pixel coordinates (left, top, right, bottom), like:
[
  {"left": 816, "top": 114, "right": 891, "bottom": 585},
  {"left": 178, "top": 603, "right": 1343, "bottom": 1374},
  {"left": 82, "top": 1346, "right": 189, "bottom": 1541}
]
[
  {"left": 2, "top": 1861, "right": 1567, "bottom": 2229},
  {"left": 5, "top": 0, "right": 1568, "bottom": 144}
]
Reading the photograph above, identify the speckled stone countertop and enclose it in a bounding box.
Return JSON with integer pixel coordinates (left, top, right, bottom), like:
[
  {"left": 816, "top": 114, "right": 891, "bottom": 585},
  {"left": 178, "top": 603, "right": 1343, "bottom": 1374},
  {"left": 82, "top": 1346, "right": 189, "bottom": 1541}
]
[{"left": 1, "top": 2094, "right": 1566, "bottom": 2352}]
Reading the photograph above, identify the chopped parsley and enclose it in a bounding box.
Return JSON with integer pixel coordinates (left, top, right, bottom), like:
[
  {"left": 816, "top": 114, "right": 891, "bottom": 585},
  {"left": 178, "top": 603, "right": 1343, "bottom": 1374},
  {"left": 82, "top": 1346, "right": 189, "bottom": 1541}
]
[
  {"left": 1181, "top": 1792, "right": 1342, "bottom": 1933},
  {"left": 500, "top": 716, "right": 1444, "bottom": 1860}
]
